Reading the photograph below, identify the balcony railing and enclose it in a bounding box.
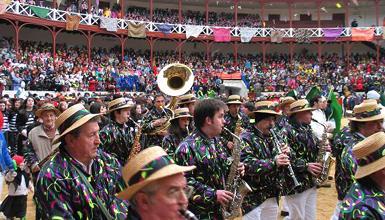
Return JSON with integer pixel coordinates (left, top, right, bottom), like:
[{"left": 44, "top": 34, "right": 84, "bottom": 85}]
[{"left": 3, "top": 1, "right": 384, "bottom": 39}]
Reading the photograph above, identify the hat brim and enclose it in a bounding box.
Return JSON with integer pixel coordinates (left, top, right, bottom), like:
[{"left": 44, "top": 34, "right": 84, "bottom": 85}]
[
  {"left": 290, "top": 107, "right": 315, "bottom": 114},
  {"left": 170, "top": 115, "right": 193, "bottom": 121},
  {"left": 279, "top": 100, "right": 296, "bottom": 107},
  {"left": 108, "top": 103, "right": 134, "bottom": 113},
  {"left": 355, "top": 157, "right": 385, "bottom": 179},
  {"left": 178, "top": 100, "right": 196, "bottom": 105},
  {"left": 348, "top": 112, "right": 385, "bottom": 122},
  {"left": 35, "top": 108, "right": 61, "bottom": 118},
  {"left": 117, "top": 164, "right": 195, "bottom": 200},
  {"left": 52, "top": 113, "right": 100, "bottom": 145},
  {"left": 227, "top": 101, "right": 242, "bottom": 105},
  {"left": 253, "top": 110, "right": 281, "bottom": 116}
]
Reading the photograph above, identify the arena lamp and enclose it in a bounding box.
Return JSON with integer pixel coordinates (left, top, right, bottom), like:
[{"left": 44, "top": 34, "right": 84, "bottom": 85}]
[{"left": 336, "top": 3, "right": 342, "bottom": 8}]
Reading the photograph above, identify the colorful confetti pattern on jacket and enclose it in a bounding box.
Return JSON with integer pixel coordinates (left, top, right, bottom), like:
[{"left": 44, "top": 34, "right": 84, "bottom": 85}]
[
  {"left": 332, "top": 126, "right": 364, "bottom": 200},
  {"left": 35, "top": 148, "right": 128, "bottom": 219},
  {"left": 285, "top": 118, "right": 319, "bottom": 195},
  {"left": 162, "top": 132, "right": 187, "bottom": 158},
  {"left": 142, "top": 107, "right": 170, "bottom": 147},
  {"left": 99, "top": 120, "right": 135, "bottom": 166},
  {"left": 174, "top": 130, "right": 230, "bottom": 220},
  {"left": 240, "top": 127, "right": 281, "bottom": 213},
  {"left": 339, "top": 181, "right": 385, "bottom": 219}
]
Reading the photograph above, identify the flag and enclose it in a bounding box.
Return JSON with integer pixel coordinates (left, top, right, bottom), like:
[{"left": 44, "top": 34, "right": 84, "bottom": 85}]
[
  {"left": 327, "top": 90, "right": 343, "bottom": 136},
  {"left": 271, "top": 29, "right": 284, "bottom": 43},
  {"left": 66, "top": 14, "right": 80, "bottom": 31},
  {"left": 286, "top": 90, "right": 298, "bottom": 99},
  {"left": 306, "top": 86, "right": 321, "bottom": 102},
  {"left": 351, "top": 28, "right": 374, "bottom": 42},
  {"left": 380, "top": 92, "right": 385, "bottom": 107},
  {"left": 156, "top": 24, "right": 173, "bottom": 34},
  {"left": 294, "top": 29, "right": 310, "bottom": 43},
  {"left": 186, "top": 25, "right": 203, "bottom": 39},
  {"left": 100, "top": 17, "right": 118, "bottom": 32},
  {"left": 323, "top": 28, "right": 343, "bottom": 42},
  {"left": 29, "top": 5, "right": 50, "bottom": 18},
  {"left": 0, "top": 2, "right": 8, "bottom": 14},
  {"left": 240, "top": 27, "right": 257, "bottom": 43},
  {"left": 212, "top": 28, "right": 231, "bottom": 42},
  {"left": 127, "top": 21, "right": 146, "bottom": 38}
]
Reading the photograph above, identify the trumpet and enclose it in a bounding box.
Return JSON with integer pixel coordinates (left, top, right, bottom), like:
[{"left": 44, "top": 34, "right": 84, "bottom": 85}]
[{"left": 270, "top": 128, "right": 301, "bottom": 190}]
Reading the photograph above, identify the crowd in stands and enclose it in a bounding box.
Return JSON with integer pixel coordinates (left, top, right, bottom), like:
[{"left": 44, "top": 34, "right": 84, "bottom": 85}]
[{"left": 1, "top": 37, "right": 385, "bottom": 99}]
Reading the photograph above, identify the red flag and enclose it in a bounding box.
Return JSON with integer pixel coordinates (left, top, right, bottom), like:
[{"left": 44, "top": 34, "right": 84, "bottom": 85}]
[
  {"left": 212, "top": 28, "right": 231, "bottom": 42},
  {"left": 351, "top": 28, "right": 374, "bottom": 42}
]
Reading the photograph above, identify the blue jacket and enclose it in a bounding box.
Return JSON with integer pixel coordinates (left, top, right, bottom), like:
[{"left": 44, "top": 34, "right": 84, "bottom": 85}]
[{"left": 0, "top": 131, "right": 13, "bottom": 172}]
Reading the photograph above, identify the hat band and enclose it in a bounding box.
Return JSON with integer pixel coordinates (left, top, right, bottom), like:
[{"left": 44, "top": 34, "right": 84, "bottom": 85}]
[
  {"left": 179, "top": 97, "right": 196, "bottom": 103},
  {"left": 128, "top": 155, "right": 174, "bottom": 186},
  {"left": 291, "top": 104, "right": 309, "bottom": 112},
  {"left": 357, "top": 144, "right": 385, "bottom": 166},
  {"left": 174, "top": 112, "right": 191, "bottom": 118},
  {"left": 255, "top": 106, "right": 275, "bottom": 111},
  {"left": 110, "top": 101, "right": 130, "bottom": 111},
  {"left": 228, "top": 99, "right": 241, "bottom": 103},
  {"left": 58, "top": 109, "right": 90, "bottom": 133},
  {"left": 354, "top": 108, "right": 381, "bottom": 119}
]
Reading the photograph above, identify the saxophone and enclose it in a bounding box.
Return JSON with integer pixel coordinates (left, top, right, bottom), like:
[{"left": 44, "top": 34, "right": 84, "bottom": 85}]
[
  {"left": 128, "top": 119, "right": 143, "bottom": 161},
  {"left": 312, "top": 119, "right": 335, "bottom": 185},
  {"left": 222, "top": 125, "right": 252, "bottom": 220}
]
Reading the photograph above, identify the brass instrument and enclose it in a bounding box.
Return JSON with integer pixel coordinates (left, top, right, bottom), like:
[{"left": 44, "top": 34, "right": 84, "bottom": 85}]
[
  {"left": 312, "top": 119, "right": 335, "bottom": 185},
  {"left": 222, "top": 127, "right": 252, "bottom": 220},
  {"left": 128, "top": 118, "right": 142, "bottom": 161},
  {"left": 270, "top": 128, "right": 301, "bottom": 190},
  {"left": 152, "top": 63, "right": 194, "bottom": 134}
]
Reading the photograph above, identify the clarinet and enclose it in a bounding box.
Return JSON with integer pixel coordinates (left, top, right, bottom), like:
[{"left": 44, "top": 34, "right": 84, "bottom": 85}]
[
  {"left": 179, "top": 209, "right": 199, "bottom": 220},
  {"left": 270, "top": 128, "right": 301, "bottom": 190}
]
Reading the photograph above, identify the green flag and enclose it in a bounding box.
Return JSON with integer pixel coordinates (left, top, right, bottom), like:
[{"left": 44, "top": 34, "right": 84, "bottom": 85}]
[
  {"left": 306, "top": 86, "right": 321, "bottom": 102},
  {"left": 286, "top": 90, "right": 298, "bottom": 99},
  {"left": 380, "top": 92, "right": 385, "bottom": 106},
  {"left": 30, "top": 5, "right": 50, "bottom": 18},
  {"left": 328, "top": 90, "right": 343, "bottom": 136}
]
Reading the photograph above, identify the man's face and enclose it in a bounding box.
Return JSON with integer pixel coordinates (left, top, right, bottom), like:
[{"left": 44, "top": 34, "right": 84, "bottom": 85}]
[
  {"left": 178, "top": 117, "right": 190, "bottom": 131},
  {"left": 228, "top": 104, "right": 240, "bottom": 116},
  {"left": 139, "top": 173, "right": 188, "bottom": 220},
  {"left": 256, "top": 115, "right": 276, "bottom": 135},
  {"left": 207, "top": 109, "right": 225, "bottom": 136},
  {"left": 361, "top": 119, "right": 384, "bottom": 137},
  {"left": 295, "top": 110, "right": 313, "bottom": 125},
  {"left": 71, "top": 121, "right": 100, "bottom": 161},
  {"left": 155, "top": 96, "right": 165, "bottom": 110},
  {"left": 116, "top": 108, "right": 130, "bottom": 123},
  {"left": 41, "top": 111, "right": 56, "bottom": 128}
]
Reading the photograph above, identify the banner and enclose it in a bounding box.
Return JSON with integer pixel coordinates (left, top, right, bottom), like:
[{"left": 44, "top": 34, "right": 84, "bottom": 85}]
[
  {"left": 351, "top": 28, "right": 374, "bottom": 41},
  {"left": 29, "top": 5, "right": 50, "bottom": 18},
  {"left": 186, "top": 25, "right": 203, "bottom": 39},
  {"left": 127, "top": 21, "right": 146, "bottom": 38},
  {"left": 156, "top": 24, "right": 173, "bottom": 34},
  {"left": 240, "top": 27, "right": 257, "bottom": 43},
  {"left": 294, "top": 29, "right": 310, "bottom": 43},
  {"left": 271, "top": 29, "right": 284, "bottom": 43},
  {"left": 323, "top": 28, "right": 343, "bottom": 42},
  {"left": 212, "top": 28, "right": 231, "bottom": 42},
  {"left": 0, "top": 2, "right": 8, "bottom": 14},
  {"left": 215, "top": 72, "right": 241, "bottom": 80},
  {"left": 66, "top": 14, "right": 80, "bottom": 31},
  {"left": 100, "top": 17, "right": 118, "bottom": 32}
]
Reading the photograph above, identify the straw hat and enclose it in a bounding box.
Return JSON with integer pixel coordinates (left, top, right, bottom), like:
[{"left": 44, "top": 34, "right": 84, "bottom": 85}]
[
  {"left": 117, "top": 146, "right": 195, "bottom": 200},
  {"left": 108, "top": 97, "right": 134, "bottom": 113},
  {"left": 349, "top": 99, "right": 385, "bottom": 122},
  {"left": 227, "top": 95, "right": 242, "bottom": 105},
  {"left": 253, "top": 101, "right": 281, "bottom": 116},
  {"left": 353, "top": 131, "right": 385, "bottom": 179},
  {"left": 35, "top": 103, "right": 60, "bottom": 118},
  {"left": 278, "top": 96, "right": 296, "bottom": 108},
  {"left": 177, "top": 94, "right": 196, "bottom": 105},
  {"left": 52, "top": 104, "right": 100, "bottom": 145},
  {"left": 289, "top": 99, "right": 315, "bottom": 114},
  {"left": 170, "top": 108, "right": 193, "bottom": 121}
]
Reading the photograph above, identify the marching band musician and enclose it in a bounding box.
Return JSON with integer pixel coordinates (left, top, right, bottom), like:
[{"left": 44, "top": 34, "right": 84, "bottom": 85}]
[
  {"left": 177, "top": 93, "right": 197, "bottom": 131},
  {"left": 117, "top": 146, "right": 196, "bottom": 220},
  {"left": 142, "top": 94, "right": 172, "bottom": 147},
  {"left": 174, "top": 99, "right": 245, "bottom": 219},
  {"left": 162, "top": 108, "right": 193, "bottom": 158},
  {"left": 240, "top": 101, "right": 290, "bottom": 219},
  {"left": 99, "top": 97, "right": 136, "bottom": 166},
  {"left": 331, "top": 99, "right": 384, "bottom": 219},
  {"left": 276, "top": 96, "right": 295, "bottom": 131},
  {"left": 35, "top": 104, "right": 128, "bottom": 219},
  {"left": 284, "top": 99, "right": 324, "bottom": 220}
]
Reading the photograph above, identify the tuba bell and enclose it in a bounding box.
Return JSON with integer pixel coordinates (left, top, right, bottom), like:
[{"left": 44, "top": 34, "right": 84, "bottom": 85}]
[{"left": 150, "top": 63, "right": 194, "bottom": 134}]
